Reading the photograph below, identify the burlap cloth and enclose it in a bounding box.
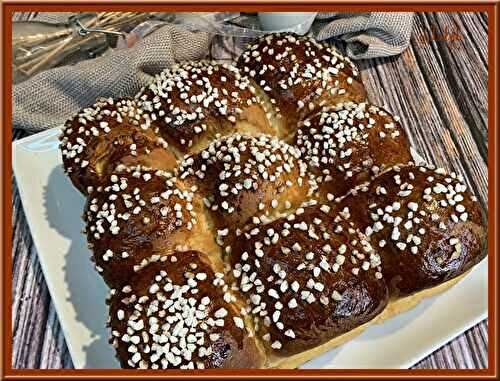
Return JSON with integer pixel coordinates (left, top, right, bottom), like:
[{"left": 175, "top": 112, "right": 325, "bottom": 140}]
[
  {"left": 314, "top": 12, "right": 413, "bottom": 58},
  {"left": 13, "top": 12, "right": 414, "bottom": 132}
]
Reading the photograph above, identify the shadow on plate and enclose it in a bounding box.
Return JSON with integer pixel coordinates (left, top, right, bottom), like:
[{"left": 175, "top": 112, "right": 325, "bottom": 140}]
[{"left": 44, "top": 166, "right": 119, "bottom": 368}]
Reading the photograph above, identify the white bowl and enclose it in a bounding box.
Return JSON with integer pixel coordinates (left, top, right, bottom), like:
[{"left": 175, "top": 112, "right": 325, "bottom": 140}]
[{"left": 257, "top": 12, "right": 317, "bottom": 35}]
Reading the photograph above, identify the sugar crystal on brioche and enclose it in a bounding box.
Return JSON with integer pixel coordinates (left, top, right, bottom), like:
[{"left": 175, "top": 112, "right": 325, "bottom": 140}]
[
  {"left": 84, "top": 166, "right": 219, "bottom": 288},
  {"left": 178, "top": 133, "right": 318, "bottom": 248},
  {"left": 295, "top": 102, "right": 412, "bottom": 198},
  {"left": 108, "top": 251, "right": 266, "bottom": 369},
  {"left": 333, "top": 164, "right": 486, "bottom": 296},
  {"left": 228, "top": 202, "right": 388, "bottom": 355},
  {"left": 59, "top": 97, "right": 177, "bottom": 195},
  {"left": 237, "top": 33, "right": 367, "bottom": 139},
  {"left": 136, "top": 61, "right": 275, "bottom": 155}
]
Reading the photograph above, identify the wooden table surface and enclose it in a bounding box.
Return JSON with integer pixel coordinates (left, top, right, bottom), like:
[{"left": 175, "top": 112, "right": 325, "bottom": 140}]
[{"left": 12, "top": 12, "right": 488, "bottom": 369}]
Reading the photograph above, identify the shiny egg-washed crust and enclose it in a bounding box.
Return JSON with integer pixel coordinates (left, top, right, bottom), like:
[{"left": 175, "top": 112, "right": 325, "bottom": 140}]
[
  {"left": 334, "top": 164, "right": 486, "bottom": 296},
  {"left": 108, "top": 251, "right": 266, "bottom": 369},
  {"left": 136, "top": 61, "right": 275, "bottom": 155},
  {"left": 229, "top": 203, "right": 388, "bottom": 356},
  {"left": 59, "top": 97, "right": 177, "bottom": 195},
  {"left": 295, "top": 102, "right": 413, "bottom": 198},
  {"left": 57, "top": 32, "right": 488, "bottom": 370},
  {"left": 178, "top": 134, "right": 318, "bottom": 247},
  {"left": 236, "top": 33, "right": 367, "bottom": 138},
  {"left": 270, "top": 269, "right": 470, "bottom": 368},
  {"left": 84, "top": 167, "right": 219, "bottom": 289}
]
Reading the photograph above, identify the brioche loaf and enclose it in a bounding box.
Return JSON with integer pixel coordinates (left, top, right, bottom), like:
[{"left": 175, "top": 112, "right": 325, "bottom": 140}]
[{"left": 59, "top": 32, "right": 486, "bottom": 369}]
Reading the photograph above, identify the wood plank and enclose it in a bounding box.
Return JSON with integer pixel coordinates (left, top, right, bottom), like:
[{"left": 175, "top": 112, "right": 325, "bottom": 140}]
[
  {"left": 418, "top": 13, "right": 488, "bottom": 158},
  {"left": 12, "top": 179, "right": 49, "bottom": 368}
]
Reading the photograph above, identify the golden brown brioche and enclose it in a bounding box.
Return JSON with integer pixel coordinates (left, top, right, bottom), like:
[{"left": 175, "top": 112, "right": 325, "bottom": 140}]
[
  {"left": 229, "top": 202, "right": 388, "bottom": 356},
  {"left": 57, "top": 31, "right": 488, "bottom": 370},
  {"left": 108, "top": 250, "right": 266, "bottom": 369},
  {"left": 236, "top": 33, "right": 367, "bottom": 138},
  {"left": 135, "top": 61, "right": 275, "bottom": 155},
  {"left": 178, "top": 133, "right": 318, "bottom": 248},
  {"left": 59, "top": 97, "right": 177, "bottom": 195},
  {"left": 334, "top": 164, "right": 486, "bottom": 296},
  {"left": 295, "top": 102, "right": 412, "bottom": 199},
  {"left": 83, "top": 167, "right": 219, "bottom": 288}
]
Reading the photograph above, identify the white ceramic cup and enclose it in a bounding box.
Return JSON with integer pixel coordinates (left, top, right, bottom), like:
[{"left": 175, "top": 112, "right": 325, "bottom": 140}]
[{"left": 257, "top": 12, "right": 317, "bottom": 33}]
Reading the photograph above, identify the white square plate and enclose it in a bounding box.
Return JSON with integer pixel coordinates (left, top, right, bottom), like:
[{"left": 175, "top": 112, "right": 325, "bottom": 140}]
[{"left": 12, "top": 127, "right": 488, "bottom": 369}]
